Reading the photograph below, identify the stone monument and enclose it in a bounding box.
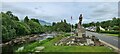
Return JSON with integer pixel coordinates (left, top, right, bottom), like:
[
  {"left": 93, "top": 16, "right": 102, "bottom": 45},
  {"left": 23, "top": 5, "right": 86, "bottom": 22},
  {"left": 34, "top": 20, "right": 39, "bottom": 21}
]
[
  {"left": 78, "top": 14, "right": 85, "bottom": 38},
  {"left": 54, "top": 14, "right": 103, "bottom": 46}
]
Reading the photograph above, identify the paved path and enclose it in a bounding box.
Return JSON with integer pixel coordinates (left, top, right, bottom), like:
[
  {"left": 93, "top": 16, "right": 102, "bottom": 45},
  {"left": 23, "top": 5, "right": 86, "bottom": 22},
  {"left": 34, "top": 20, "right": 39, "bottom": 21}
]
[{"left": 86, "top": 31, "right": 120, "bottom": 49}]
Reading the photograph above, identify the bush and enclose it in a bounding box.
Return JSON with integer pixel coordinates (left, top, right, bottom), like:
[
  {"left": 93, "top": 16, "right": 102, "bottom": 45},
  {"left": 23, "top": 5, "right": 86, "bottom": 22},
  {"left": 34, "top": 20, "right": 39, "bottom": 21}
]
[
  {"left": 112, "top": 26, "right": 119, "bottom": 30},
  {"left": 100, "top": 31, "right": 119, "bottom": 34},
  {"left": 119, "top": 32, "right": 120, "bottom": 37},
  {"left": 64, "top": 33, "right": 71, "bottom": 37},
  {"left": 96, "top": 26, "right": 100, "bottom": 32}
]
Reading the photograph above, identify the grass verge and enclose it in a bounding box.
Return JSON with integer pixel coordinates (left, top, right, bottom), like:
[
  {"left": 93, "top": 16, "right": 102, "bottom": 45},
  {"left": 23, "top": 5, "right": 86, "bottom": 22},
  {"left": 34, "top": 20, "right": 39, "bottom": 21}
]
[
  {"left": 107, "top": 34, "right": 118, "bottom": 37},
  {"left": 17, "top": 33, "right": 114, "bottom": 52}
]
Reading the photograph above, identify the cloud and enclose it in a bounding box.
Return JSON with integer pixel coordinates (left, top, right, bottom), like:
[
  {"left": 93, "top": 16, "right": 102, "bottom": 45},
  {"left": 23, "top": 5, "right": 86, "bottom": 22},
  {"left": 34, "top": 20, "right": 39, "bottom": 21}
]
[
  {"left": 89, "top": 3, "right": 117, "bottom": 20},
  {"left": 1, "top": 2, "right": 118, "bottom": 24},
  {"left": 2, "top": 2, "right": 37, "bottom": 18},
  {"left": 118, "top": 1, "right": 120, "bottom": 17},
  {"left": 1, "top": 0, "right": 120, "bottom": 2}
]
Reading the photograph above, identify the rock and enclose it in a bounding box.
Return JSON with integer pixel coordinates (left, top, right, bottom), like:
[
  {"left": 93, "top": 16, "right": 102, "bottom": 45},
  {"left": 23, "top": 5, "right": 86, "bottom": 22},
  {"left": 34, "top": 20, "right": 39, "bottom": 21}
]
[
  {"left": 54, "top": 43, "right": 58, "bottom": 46},
  {"left": 87, "top": 39, "right": 94, "bottom": 45},
  {"left": 17, "top": 46, "right": 24, "bottom": 51},
  {"left": 79, "top": 43, "right": 84, "bottom": 46},
  {"left": 8, "top": 41, "right": 12, "bottom": 45},
  {"left": 29, "top": 37, "right": 36, "bottom": 42},
  {"left": 35, "top": 51, "right": 40, "bottom": 52},
  {"left": 35, "top": 46, "right": 45, "bottom": 51}
]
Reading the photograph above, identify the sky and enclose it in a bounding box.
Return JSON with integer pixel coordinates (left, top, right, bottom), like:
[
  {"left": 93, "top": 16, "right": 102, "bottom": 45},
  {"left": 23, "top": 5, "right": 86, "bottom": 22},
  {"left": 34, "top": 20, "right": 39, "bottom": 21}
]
[
  {"left": 1, "top": 1, "right": 119, "bottom": 24},
  {"left": 1, "top": 0, "right": 120, "bottom": 2}
]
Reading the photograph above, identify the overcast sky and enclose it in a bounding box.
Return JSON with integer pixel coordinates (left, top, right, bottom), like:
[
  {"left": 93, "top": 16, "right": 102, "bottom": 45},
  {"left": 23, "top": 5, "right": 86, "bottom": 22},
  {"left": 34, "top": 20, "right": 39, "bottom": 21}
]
[{"left": 1, "top": 1, "right": 119, "bottom": 24}]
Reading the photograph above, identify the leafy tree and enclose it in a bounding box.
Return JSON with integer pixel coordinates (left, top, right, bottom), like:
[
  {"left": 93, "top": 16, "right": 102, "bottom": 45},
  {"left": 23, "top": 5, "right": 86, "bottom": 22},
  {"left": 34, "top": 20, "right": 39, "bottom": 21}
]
[
  {"left": 43, "top": 25, "right": 53, "bottom": 33},
  {"left": 89, "top": 22, "right": 95, "bottom": 26},
  {"left": 112, "top": 26, "right": 119, "bottom": 31},
  {"left": 6, "top": 11, "right": 13, "bottom": 17},
  {"left": 27, "top": 20, "right": 43, "bottom": 34},
  {"left": 2, "top": 25, "right": 9, "bottom": 42},
  {"left": 12, "top": 16, "right": 19, "bottom": 21},
  {"left": 31, "top": 18, "right": 40, "bottom": 24},
  {"left": 5, "top": 11, "right": 19, "bottom": 21},
  {"left": 61, "top": 20, "right": 63, "bottom": 23},
  {"left": 53, "top": 20, "right": 71, "bottom": 32},
  {"left": 1, "top": 11, "right": 44, "bottom": 42},
  {"left": 96, "top": 26, "right": 100, "bottom": 32},
  {"left": 75, "top": 23, "right": 78, "bottom": 28},
  {"left": 82, "top": 23, "right": 90, "bottom": 28},
  {"left": 52, "top": 22, "right": 56, "bottom": 26},
  {"left": 24, "top": 16, "right": 29, "bottom": 22},
  {"left": 95, "top": 22, "right": 100, "bottom": 26},
  {"left": 1, "top": 12, "right": 17, "bottom": 42},
  {"left": 64, "top": 19, "right": 66, "bottom": 23},
  {"left": 15, "top": 22, "right": 31, "bottom": 35}
]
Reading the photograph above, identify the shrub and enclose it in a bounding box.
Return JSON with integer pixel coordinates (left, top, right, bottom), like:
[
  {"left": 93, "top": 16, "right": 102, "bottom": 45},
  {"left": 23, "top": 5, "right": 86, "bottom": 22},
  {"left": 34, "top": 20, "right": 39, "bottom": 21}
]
[
  {"left": 119, "top": 32, "right": 120, "bottom": 37},
  {"left": 100, "top": 31, "right": 119, "bottom": 34}
]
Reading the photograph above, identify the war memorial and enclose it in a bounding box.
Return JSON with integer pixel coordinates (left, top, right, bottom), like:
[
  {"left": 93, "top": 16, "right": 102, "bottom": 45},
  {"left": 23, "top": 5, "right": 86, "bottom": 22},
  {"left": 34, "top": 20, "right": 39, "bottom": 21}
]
[{"left": 55, "top": 14, "right": 103, "bottom": 46}]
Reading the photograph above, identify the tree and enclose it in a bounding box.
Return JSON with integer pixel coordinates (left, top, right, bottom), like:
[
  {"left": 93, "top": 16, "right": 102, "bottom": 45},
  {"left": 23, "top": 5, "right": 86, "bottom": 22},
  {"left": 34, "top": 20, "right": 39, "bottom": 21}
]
[
  {"left": 5, "top": 11, "right": 19, "bottom": 21},
  {"left": 15, "top": 22, "right": 31, "bottom": 35},
  {"left": 13, "top": 16, "right": 19, "bottom": 21},
  {"left": 53, "top": 20, "right": 71, "bottom": 32},
  {"left": 82, "top": 23, "right": 90, "bottom": 28},
  {"left": 2, "top": 12, "right": 17, "bottom": 42},
  {"left": 2, "top": 25, "right": 10, "bottom": 42},
  {"left": 24, "top": 16, "right": 29, "bottom": 22},
  {"left": 64, "top": 19, "right": 66, "bottom": 23},
  {"left": 31, "top": 18, "right": 40, "bottom": 24},
  {"left": 6, "top": 11, "right": 12, "bottom": 17},
  {"left": 1, "top": 11, "right": 44, "bottom": 42},
  {"left": 75, "top": 23, "right": 78, "bottom": 28},
  {"left": 89, "top": 22, "right": 95, "bottom": 26},
  {"left": 118, "top": 18, "right": 120, "bottom": 37},
  {"left": 27, "top": 20, "right": 43, "bottom": 34},
  {"left": 96, "top": 22, "right": 100, "bottom": 26},
  {"left": 112, "top": 26, "right": 119, "bottom": 31},
  {"left": 52, "top": 22, "right": 56, "bottom": 26},
  {"left": 61, "top": 20, "right": 63, "bottom": 23},
  {"left": 96, "top": 26, "right": 100, "bottom": 32}
]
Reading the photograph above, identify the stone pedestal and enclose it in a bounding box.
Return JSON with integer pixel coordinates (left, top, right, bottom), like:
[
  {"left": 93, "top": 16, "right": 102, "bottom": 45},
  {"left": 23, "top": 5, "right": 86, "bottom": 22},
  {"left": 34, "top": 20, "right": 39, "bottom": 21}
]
[
  {"left": 78, "top": 25, "right": 85, "bottom": 38},
  {"left": 78, "top": 29, "right": 82, "bottom": 38},
  {"left": 78, "top": 25, "right": 83, "bottom": 38}
]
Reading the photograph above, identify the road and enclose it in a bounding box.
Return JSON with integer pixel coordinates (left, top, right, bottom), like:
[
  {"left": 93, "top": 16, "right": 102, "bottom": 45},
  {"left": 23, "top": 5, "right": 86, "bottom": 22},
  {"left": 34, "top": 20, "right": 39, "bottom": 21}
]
[{"left": 86, "top": 31, "right": 120, "bottom": 49}]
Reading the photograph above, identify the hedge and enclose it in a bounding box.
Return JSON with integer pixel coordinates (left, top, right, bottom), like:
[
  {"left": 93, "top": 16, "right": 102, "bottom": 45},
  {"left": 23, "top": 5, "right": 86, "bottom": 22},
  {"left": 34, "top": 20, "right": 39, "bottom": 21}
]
[{"left": 100, "top": 31, "right": 119, "bottom": 34}]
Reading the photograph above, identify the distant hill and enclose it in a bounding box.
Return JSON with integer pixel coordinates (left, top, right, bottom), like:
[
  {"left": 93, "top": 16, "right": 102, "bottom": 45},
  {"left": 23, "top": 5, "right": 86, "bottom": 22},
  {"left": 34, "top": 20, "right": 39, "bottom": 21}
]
[{"left": 39, "top": 20, "right": 51, "bottom": 26}]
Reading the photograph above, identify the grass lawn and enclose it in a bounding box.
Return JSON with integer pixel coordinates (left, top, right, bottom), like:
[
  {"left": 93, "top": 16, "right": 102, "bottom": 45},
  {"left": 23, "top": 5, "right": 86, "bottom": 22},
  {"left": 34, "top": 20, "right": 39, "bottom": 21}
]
[
  {"left": 107, "top": 34, "right": 118, "bottom": 37},
  {"left": 17, "top": 34, "right": 114, "bottom": 52},
  {"left": 43, "top": 46, "right": 112, "bottom": 52},
  {"left": 42, "top": 35, "right": 113, "bottom": 52}
]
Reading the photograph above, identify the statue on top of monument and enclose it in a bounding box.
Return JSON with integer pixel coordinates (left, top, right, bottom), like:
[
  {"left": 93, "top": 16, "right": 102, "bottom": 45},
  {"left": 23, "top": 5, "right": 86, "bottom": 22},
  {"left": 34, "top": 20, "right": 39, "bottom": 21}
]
[
  {"left": 77, "top": 14, "right": 84, "bottom": 38},
  {"left": 79, "top": 14, "right": 83, "bottom": 25}
]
